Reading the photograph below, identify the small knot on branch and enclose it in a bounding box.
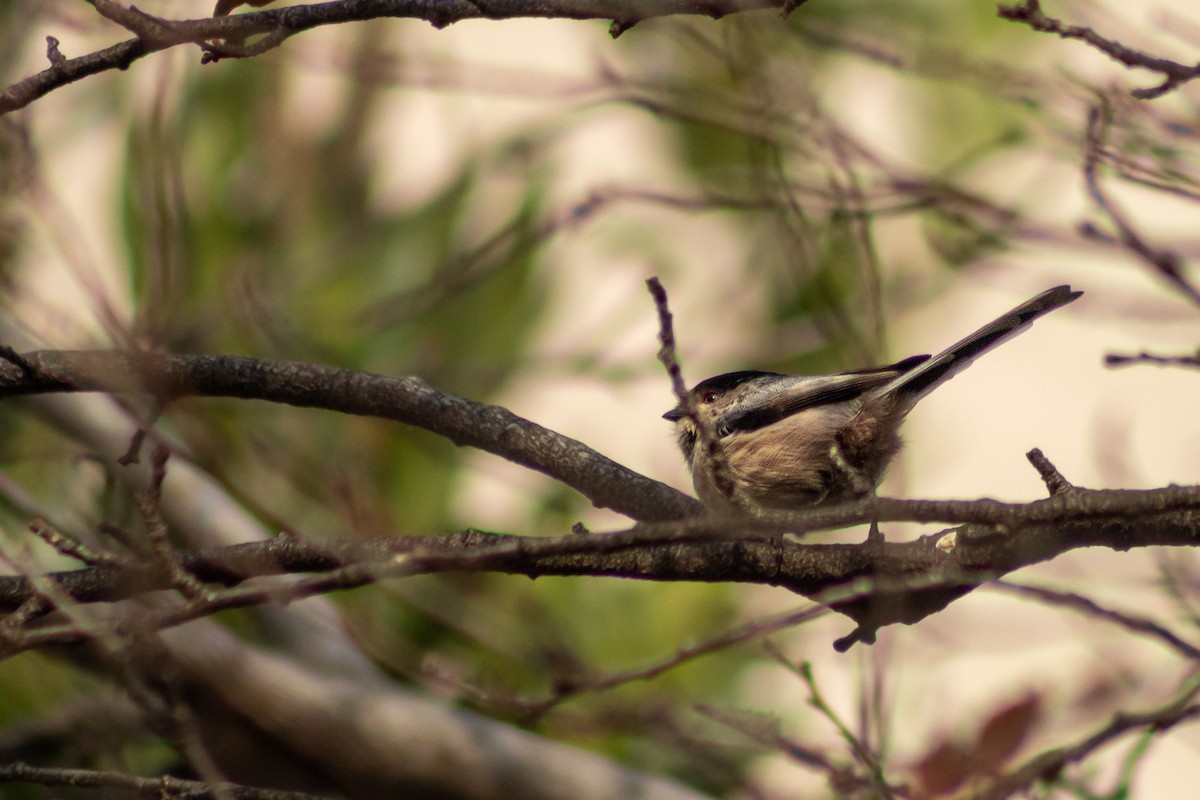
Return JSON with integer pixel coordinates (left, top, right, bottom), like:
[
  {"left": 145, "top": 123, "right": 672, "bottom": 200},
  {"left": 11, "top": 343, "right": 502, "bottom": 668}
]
[
  {"left": 45, "top": 37, "right": 66, "bottom": 67},
  {"left": 1026, "top": 448, "right": 1074, "bottom": 496}
]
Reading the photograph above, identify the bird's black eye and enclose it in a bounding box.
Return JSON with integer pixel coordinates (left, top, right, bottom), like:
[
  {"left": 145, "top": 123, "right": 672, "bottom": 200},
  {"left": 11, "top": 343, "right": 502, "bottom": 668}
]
[{"left": 701, "top": 391, "right": 718, "bottom": 404}]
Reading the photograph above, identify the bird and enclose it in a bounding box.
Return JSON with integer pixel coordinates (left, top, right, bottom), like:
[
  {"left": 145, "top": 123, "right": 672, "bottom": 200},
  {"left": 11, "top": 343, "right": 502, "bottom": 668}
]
[{"left": 663, "top": 285, "right": 1082, "bottom": 514}]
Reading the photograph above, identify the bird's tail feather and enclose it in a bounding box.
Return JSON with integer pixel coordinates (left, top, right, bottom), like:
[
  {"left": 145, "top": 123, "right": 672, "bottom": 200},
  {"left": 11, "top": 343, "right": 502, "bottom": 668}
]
[{"left": 871, "top": 285, "right": 1082, "bottom": 408}]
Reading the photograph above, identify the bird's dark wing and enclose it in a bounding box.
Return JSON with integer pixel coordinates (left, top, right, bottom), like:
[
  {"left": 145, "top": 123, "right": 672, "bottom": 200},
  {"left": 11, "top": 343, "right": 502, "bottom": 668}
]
[{"left": 715, "top": 356, "right": 929, "bottom": 436}]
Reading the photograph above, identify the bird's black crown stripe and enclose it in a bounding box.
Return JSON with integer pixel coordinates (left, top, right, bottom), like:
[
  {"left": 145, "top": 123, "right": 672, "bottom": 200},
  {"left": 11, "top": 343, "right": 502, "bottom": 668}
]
[{"left": 691, "top": 370, "right": 781, "bottom": 395}]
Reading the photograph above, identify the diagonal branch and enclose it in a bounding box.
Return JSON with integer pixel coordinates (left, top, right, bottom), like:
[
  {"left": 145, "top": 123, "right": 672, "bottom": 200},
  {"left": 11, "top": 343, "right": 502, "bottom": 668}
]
[{"left": 0, "top": 349, "right": 703, "bottom": 522}]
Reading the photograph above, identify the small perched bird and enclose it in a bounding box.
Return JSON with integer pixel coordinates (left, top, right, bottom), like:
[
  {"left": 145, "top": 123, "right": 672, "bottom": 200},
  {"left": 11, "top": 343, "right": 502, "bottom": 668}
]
[{"left": 664, "top": 286, "right": 1081, "bottom": 514}]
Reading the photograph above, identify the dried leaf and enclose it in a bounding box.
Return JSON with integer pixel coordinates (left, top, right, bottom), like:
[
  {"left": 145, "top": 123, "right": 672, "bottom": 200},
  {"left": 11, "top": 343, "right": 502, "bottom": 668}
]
[
  {"left": 914, "top": 739, "right": 972, "bottom": 796},
  {"left": 972, "top": 693, "right": 1042, "bottom": 772}
]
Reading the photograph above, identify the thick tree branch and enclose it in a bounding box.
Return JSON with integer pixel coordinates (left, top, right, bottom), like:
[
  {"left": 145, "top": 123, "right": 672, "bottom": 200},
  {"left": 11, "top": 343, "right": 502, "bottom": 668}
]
[
  {"left": 3, "top": 486, "right": 1198, "bottom": 653},
  {"left": 0, "top": 0, "right": 800, "bottom": 115},
  {"left": 0, "top": 349, "right": 702, "bottom": 522},
  {"left": 157, "top": 619, "right": 715, "bottom": 800}
]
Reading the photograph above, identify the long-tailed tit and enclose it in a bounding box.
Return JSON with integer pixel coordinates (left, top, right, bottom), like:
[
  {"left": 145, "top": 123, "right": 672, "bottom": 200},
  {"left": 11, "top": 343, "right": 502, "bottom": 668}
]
[{"left": 664, "top": 286, "right": 1081, "bottom": 514}]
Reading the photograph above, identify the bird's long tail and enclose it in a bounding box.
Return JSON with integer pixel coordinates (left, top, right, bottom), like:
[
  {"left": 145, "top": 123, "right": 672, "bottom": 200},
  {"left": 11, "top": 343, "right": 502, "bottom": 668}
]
[{"left": 871, "top": 284, "right": 1082, "bottom": 409}]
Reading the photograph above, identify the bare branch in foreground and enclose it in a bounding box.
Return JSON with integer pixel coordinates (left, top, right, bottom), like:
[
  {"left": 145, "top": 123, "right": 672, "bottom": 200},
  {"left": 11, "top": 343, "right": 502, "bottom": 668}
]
[
  {"left": 0, "top": 0, "right": 790, "bottom": 115},
  {"left": 0, "top": 485, "right": 1197, "bottom": 653},
  {"left": 0, "top": 349, "right": 702, "bottom": 522}
]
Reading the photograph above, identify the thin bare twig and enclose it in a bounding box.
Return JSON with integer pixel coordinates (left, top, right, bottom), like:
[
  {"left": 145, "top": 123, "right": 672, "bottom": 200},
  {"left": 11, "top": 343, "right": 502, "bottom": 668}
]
[
  {"left": 27, "top": 518, "right": 124, "bottom": 568},
  {"left": 1082, "top": 105, "right": 1200, "bottom": 305},
  {"left": 998, "top": 0, "right": 1200, "bottom": 99},
  {"left": 646, "top": 278, "right": 736, "bottom": 509},
  {"left": 694, "top": 703, "right": 873, "bottom": 792},
  {"left": 0, "top": 761, "right": 331, "bottom": 800},
  {"left": 1105, "top": 349, "right": 1200, "bottom": 369},
  {"left": 647, "top": 277, "right": 691, "bottom": 408},
  {"left": 135, "top": 445, "right": 212, "bottom": 599},
  {"left": 763, "top": 648, "right": 897, "bottom": 798},
  {"left": 993, "top": 580, "right": 1200, "bottom": 661},
  {"left": 507, "top": 604, "right": 829, "bottom": 721}
]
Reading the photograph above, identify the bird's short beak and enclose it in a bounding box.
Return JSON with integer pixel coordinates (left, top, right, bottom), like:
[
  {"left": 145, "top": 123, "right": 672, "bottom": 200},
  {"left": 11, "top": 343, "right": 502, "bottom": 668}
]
[{"left": 663, "top": 408, "right": 684, "bottom": 422}]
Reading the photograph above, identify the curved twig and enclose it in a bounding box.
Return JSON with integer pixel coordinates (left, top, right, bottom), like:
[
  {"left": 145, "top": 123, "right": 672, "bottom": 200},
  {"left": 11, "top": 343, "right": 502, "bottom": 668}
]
[{"left": 999, "top": 0, "right": 1200, "bottom": 99}]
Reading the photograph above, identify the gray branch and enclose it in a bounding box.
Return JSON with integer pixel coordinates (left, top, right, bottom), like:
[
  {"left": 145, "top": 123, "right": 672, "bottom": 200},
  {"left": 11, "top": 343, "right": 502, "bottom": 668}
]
[
  {"left": 1, "top": 0, "right": 801, "bottom": 114},
  {"left": 0, "top": 349, "right": 703, "bottom": 522},
  {"left": 3, "top": 486, "right": 1198, "bottom": 652}
]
